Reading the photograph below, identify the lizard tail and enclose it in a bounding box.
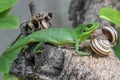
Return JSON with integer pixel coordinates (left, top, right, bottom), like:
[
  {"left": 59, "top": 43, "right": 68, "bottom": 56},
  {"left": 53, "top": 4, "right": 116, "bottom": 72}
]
[
  {"left": 0, "top": 36, "right": 37, "bottom": 73},
  {"left": 5, "top": 36, "right": 37, "bottom": 54}
]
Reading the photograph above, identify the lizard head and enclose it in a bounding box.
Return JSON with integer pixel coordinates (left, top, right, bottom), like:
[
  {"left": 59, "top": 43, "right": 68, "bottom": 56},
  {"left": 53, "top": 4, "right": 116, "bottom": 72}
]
[{"left": 75, "top": 22, "right": 100, "bottom": 41}]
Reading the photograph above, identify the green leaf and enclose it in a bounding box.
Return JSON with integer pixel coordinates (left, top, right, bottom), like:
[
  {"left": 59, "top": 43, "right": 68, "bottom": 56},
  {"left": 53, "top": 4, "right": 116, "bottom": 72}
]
[
  {"left": 0, "top": 15, "right": 19, "bottom": 30},
  {"left": 113, "top": 44, "right": 120, "bottom": 60},
  {"left": 3, "top": 73, "right": 18, "bottom": 80},
  {"left": 0, "top": 0, "right": 19, "bottom": 13},
  {"left": 0, "top": 8, "right": 12, "bottom": 18},
  {"left": 100, "top": 7, "right": 120, "bottom": 26}
]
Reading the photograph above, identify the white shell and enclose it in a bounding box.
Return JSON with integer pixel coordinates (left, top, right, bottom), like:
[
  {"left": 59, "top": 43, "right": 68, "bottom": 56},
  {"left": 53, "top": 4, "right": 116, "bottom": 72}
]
[{"left": 90, "top": 38, "right": 112, "bottom": 56}]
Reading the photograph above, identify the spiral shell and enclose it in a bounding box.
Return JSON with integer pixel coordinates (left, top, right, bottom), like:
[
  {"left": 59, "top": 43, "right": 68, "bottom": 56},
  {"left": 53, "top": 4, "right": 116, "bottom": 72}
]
[
  {"left": 90, "top": 38, "right": 112, "bottom": 56},
  {"left": 102, "top": 26, "right": 118, "bottom": 45}
]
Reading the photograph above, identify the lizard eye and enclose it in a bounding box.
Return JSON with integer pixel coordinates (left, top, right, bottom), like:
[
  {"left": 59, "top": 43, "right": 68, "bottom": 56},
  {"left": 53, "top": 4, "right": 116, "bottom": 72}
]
[{"left": 87, "top": 24, "right": 93, "bottom": 28}]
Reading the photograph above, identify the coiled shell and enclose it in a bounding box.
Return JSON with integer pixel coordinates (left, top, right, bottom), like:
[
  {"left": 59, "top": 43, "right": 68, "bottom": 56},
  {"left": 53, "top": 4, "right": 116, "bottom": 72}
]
[
  {"left": 102, "top": 26, "right": 118, "bottom": 45},
  {"left": 90, "top": 38, "right": 112, "bottom": 56}
]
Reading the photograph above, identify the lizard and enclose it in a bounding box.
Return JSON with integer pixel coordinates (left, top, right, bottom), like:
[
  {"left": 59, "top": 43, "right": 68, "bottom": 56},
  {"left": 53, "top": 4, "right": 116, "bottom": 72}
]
[{"left": 0, "top": 22, "right": 99, "bottom": 73}]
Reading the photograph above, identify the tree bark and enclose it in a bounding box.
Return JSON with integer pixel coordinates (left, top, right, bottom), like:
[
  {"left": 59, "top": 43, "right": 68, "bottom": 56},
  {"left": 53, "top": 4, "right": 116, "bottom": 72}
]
[{"left": 10, "top": 0, "right": 120, "bottom": 80}]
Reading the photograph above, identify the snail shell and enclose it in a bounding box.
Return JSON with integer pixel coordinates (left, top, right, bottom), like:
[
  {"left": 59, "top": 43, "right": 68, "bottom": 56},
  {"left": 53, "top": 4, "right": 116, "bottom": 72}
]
[
  {"left": 90, "top": 38, "right": 112, "bottom": 56},
  {"left": 102, "top": 26, "right": 118, "bottom": 45}
]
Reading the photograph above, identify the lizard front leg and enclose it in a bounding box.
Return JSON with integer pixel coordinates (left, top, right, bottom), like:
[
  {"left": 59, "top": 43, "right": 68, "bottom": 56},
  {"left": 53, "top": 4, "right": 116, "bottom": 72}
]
[
  {"left": 33, "top": 40, "right": 45, "bottom": 53},
  {"left": 75, "top": 40, "right": 91, "bottom": 56}
]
